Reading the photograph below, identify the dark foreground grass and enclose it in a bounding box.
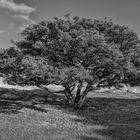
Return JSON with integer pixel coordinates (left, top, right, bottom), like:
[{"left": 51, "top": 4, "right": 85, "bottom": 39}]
[{"left": 0, "top": 87, "right": 140, "bottom": 140}]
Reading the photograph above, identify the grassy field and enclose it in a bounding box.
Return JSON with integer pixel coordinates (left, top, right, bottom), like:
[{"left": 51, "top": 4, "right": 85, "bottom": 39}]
[{"left": 0, "top": 87, "right": 140, "bottom": 140}]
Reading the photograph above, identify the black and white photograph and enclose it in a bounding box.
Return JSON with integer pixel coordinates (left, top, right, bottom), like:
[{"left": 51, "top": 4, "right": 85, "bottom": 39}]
[{"left": 0, "top": 0, "right": 140, "bottom": 139}]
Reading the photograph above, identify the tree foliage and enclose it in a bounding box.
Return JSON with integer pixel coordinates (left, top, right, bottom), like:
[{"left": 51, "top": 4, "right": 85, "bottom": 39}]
[{"left": 0, "top": 16, "right": 140, "bottom": 108}]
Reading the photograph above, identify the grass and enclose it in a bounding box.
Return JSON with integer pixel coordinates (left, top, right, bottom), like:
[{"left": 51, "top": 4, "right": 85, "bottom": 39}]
[{"left": 0, "top": 87, "right": 140, "bottom": 140}]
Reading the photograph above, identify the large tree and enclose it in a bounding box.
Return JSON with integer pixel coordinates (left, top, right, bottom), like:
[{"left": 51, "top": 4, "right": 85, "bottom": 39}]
[{"left": 0, "top": 16, "right": 139, "bottom": 108}]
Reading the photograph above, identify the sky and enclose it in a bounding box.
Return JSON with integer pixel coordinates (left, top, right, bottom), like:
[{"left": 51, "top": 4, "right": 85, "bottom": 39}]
[{"left": 0, "top": 0, "right": 140, "bottom": 48}]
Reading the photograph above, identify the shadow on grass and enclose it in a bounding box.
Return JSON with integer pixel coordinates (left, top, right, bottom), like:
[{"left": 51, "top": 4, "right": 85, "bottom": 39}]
[
  {"left": 0, "top": 87, "right": 66, "bottom": 114},
  {"left": 75, "top": 97, "right": 140, "bottom": 140},
  {"left": 0, "top": 87, "right": 140, "bottom": 139}
]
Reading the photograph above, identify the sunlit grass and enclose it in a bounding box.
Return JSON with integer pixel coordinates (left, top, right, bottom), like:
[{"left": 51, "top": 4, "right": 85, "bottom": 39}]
[{"left": 0, "top": 87, "right": 140, "bottom": 140}]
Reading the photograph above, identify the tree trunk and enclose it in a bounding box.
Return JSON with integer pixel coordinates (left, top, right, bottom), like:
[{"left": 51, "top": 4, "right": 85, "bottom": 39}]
[
  {"left": 64, "top": 86, "right": 74, "bottom": 106},
  {"left": 73, "top": 82, "right": 82, "bottom": 104},
  {"left": 73, "top": 90, "right": 88, "bottom": 109},
  {"left": 63, "top": 82, "right": 93, "bottom": 109},
  {"left": 75, "top": 94, "right": 87, "bottom": 109},
  {"left": 72, "top": 82, "right": 92, "bottom": 109}
]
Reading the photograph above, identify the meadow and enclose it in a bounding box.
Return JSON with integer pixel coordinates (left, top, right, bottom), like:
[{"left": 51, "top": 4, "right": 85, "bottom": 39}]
[{"left": 0, "top": 85, "right": 140, "bottom": 140}]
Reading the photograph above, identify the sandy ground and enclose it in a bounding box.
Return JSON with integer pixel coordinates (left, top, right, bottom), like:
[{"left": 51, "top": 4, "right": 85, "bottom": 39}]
[
  {"left": 0, "top": 77, "right": 64, "bottom": 91},
  {"left": 0, "top": 77, "right": 140, "bottom": 94},
  {"left": 0, "top": 77, "right": 38, "bottom": 90}
]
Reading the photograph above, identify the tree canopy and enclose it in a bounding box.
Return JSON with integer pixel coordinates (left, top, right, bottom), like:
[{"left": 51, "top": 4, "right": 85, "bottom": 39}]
[{"left": 0, "top": 16, "right": 140, "bottom": 108}]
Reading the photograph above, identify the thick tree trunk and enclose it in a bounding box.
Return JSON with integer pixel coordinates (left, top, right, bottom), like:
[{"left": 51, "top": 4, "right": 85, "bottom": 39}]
[
  {"left": 73, "top": 90, "right": 88, "bottom": 109},
  {"left": 63, "top": 82, "right": 93, "bottom": 109},
  {"left": 72, "top": 82, "right": 92, "bottom": 109},
  {"left": 64, "top": 86, "right": 74, "bottom": 106},
  {"left": 75, "top": 95, "right": 87, "bottom": 109},
  {"left": 73, "top": 82, "right": 82, "bottom": 104}
]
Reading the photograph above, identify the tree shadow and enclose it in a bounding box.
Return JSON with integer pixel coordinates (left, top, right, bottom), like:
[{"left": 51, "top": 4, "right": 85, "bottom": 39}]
[
  {"left": 0, "top": 87, "right": 66, "bottom": 114},
  {"left": 1, "top": 87, "right": 140, "bottom": 139},
  {"left": 74, "top": 97, "right": 140, "bottom": 140},
  {"left": 79, "top": 136, "right": 100, "bottom": 140}
]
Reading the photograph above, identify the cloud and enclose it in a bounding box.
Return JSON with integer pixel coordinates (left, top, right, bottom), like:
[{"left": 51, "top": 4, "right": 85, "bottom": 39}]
[
  {"left": 14, "top": 14, "right": 35, "bottom": 24},
  {"left": 18, "top": 24, "right": 28, "bottom": 32},
  {"left": 0, "top": 30, "right": 4, "bottom": 34},
  {"left": 13, "top": 14, "right": 36, "bottom": 33},
  {"left": 0, "top": 29, "right": 7, "bottom": 34},
  {"left": 8, "top": 22, "right": 15, "bottom": 30},
  {"left": 6, "top": 22, "right": 28, "bottom": 34},
  {"left": 0, "top": 0, "right": 35, "bottom": 14},
  {"left": 0, "top": 1, "right": 36, "bottom": 34}
]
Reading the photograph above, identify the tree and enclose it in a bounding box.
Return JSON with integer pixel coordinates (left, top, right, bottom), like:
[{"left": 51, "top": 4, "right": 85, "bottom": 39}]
[{"left": 0, "top": 16, "right": 139, "bottom": 109}]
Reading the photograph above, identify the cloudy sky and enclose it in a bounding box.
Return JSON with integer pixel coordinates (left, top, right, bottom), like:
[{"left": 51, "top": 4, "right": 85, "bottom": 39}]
[{"left": 0, "top": 0, "right": 140, "bottom": 48}]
